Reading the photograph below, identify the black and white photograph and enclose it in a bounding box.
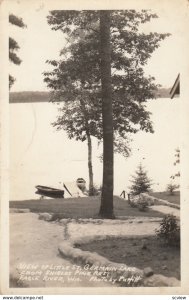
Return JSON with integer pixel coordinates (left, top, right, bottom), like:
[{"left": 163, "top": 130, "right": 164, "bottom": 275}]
[{"left": 1, "top": 0, "right": 189, "bottom": 296}]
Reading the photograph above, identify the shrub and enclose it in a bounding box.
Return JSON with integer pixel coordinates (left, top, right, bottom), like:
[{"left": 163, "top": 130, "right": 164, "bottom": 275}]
[
  {"left": 156, "top": 214, "right": 180, "bottom": 247},
  {"left": 137, "top": 197, "right": 149, "bottom": 211},
  {"left": 140, "top": 193, "right": 155, "bottom": 206},
  {"left": 167, "top": 183, "right": 179, "bottom": 195},
  {"left": 129, "top": 194, "right": 139, "bottom": 207},
  {"left": 129, "top": 194, "right": 149, "bottom": 211},
  {"left": 87, "top": 184, "right": 102, "bottom": 196}
]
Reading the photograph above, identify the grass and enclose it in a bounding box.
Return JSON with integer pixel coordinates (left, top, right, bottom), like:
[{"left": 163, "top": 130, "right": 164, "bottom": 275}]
[
  {"left": 149, "top": 191, "right": 180, "bottom": 205},
  {"left": 10, "top": 196, "right": 165, "bottom": 219},
  {"left": 79, "top": 236, "right": 180, "bottom": 280}
]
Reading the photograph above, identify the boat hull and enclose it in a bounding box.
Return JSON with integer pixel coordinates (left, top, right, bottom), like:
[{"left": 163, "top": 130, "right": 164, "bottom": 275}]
[{"left": 35, "top": 185, "right": 64, "bottom": 198}]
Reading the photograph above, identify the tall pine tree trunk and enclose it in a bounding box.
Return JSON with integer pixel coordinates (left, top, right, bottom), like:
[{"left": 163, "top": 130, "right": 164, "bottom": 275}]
[{"left": 99, "top": 11, "right": 114, "bottom": 218}]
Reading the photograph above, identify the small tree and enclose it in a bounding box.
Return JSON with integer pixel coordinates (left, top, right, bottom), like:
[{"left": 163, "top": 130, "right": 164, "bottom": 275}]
[
  {"left": 167, "top": 183, "right": 179, "bottom": 195},
  {"left": 52, "top": 98, "right": 99, "bottom": 196},
  {"left": 129, "top": 164, "right": 152, "bottom": 195}
]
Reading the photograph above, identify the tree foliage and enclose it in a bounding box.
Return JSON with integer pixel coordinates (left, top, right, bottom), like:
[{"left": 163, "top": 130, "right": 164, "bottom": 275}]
[
  {"left": 9, "top": 14, "right": 26, "bottom": 89},
  {"left": 52, "top": 97, "right": 97, "bottom": 195},
  {"left": 168, "top": 148, "right": 180, "bottom": 194},
  {"left": 167, "top": 183, "right": 179, "bottom": 195},
  {"left": 129, "top": 163, "right": 152, "bottom": 195},
  {"left": 9, "top": 14, "right": 26, "bottom": 28},
  {"left": 44, "top": 10, "right": 169, "bottom": 146},
  {"left": 156, "top": 214, "right": 180, "bottom": 247},
  {"left": 170, "top": 148, "right": 180, "bottom": 179},
  {"left": 52, "top": 96, "right": 101, "bottom": 141}
]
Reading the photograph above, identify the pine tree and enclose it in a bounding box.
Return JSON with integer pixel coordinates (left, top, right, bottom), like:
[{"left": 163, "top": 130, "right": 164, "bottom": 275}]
[
  {"left": 9, "top": 14, "right": 26, "bottom": 89},
  {"left": 129, "top": 164, "right": 152, "bottom": 195}
]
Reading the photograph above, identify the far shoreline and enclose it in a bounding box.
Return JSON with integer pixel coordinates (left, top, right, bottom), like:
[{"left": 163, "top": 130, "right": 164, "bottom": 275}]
[{"left": 9, "top": 88, "right": 171, "bottom": 104}]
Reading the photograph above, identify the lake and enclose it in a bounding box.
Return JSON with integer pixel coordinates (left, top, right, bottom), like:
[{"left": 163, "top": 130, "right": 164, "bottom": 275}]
[{"left": 10, "top": 98, "right": 180, "bottom": 200}]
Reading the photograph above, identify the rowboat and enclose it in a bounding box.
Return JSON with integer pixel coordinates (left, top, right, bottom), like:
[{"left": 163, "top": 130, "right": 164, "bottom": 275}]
[{"left": 35, "top": 185, "right": 64, "bottom": 198}]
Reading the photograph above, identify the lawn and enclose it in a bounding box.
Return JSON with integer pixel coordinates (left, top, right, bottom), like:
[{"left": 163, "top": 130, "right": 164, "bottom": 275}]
[
  {"left": 149, "top": 191, "right": 180, "bottom": 205},
  {"left": 79, "top": 236, "right": 180, "bottom": 280},
  {"left": 10, "top": 196, "right": 165, "bottom": 219}
]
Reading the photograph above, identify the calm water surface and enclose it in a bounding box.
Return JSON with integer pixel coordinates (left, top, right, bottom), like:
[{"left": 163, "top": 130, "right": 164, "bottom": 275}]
[{"left": 10, "top": 99, "right": 180, "bottom": 200}]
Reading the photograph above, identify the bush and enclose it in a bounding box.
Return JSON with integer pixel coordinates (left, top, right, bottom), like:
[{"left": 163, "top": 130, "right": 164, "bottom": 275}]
[
  {"left": 156, "top": 214, "right": 180, "bottom": 247},
  {"left": 128, "top": 194, "right": 139, "bottom": 207},
  {"left": 137, "top": 197, "right": 149, "bottom": 212},
  {"left": 140, "top": 193, "right": 155, "bottom": 206},
  {"left": 167, "top": 183, "right": 179, "bottom": 195},
  {"left": 129, "top": 194, "right": 149, "bottom": 211},
  {"left": 87, "top": 184, "right": 102, "bottom": 196}
]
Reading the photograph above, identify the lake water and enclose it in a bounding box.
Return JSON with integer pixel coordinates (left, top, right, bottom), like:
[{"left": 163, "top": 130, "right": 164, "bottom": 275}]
[{"left": 10, "top": 98, "right": 180, "bottom": 200}]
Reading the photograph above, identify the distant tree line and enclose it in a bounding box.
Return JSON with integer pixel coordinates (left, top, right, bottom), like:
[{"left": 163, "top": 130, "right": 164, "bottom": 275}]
[
  {"left": 9, "top": 88, "right": 170, "bottom": 103},
  {"left": 9, "top": 91, "right": 50, "bottom": 103}
]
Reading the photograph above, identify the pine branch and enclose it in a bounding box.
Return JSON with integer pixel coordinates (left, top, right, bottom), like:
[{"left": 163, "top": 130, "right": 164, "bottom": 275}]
[
  {"left": 9, "top": 51, "right": 22, "bottom": 65},
  {"left": 9, "top": 14, "right": 26, "bottom": 28}
]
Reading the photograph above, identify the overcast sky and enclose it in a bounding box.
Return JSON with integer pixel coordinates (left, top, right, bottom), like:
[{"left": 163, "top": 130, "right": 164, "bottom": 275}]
[{"left": 8, "top": 1, "right": 187, "bottom": 92}]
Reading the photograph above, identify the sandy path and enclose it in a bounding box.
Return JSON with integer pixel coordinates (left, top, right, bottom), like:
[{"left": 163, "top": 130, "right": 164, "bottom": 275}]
[
  {"left": 149, "top": 205, "right": 180, "bottom": 218},
  {"left": 10, "top": 213, "right": 111, "bottom": 287},
  {"left": 10, "top": 207, "right": 179, "bottom": 288},
  {"left": 68, "top": 220, "right": 160, "bottom": 243}
]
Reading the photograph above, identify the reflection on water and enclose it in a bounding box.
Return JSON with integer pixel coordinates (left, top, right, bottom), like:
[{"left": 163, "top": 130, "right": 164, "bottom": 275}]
[{"left": 10, "top": 99, "right": 180, "bottom": 200}]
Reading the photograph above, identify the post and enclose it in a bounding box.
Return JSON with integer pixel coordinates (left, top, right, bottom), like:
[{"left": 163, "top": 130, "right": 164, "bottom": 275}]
[{"left": 128, "top": 193, "right": 131, "bottom": 204}]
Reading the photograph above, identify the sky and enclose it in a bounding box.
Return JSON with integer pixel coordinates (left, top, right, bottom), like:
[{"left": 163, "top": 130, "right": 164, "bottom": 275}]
[{"left": 8, "top": 2, "right": 187, "bottom": 92}]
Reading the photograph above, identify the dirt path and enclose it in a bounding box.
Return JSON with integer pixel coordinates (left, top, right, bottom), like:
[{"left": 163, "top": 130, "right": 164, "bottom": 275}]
[
  {"left": 68, "top": 219, "right": 160, "bottom": 243},
  {"left": 149, "top": 205, "right": 180, "bottom": 218},
  {"left": 10, "top": 208, "right": 179, "bottom": 288},
  {"left": 10, "top": 213, "right": 111, "bottom": 287}
]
